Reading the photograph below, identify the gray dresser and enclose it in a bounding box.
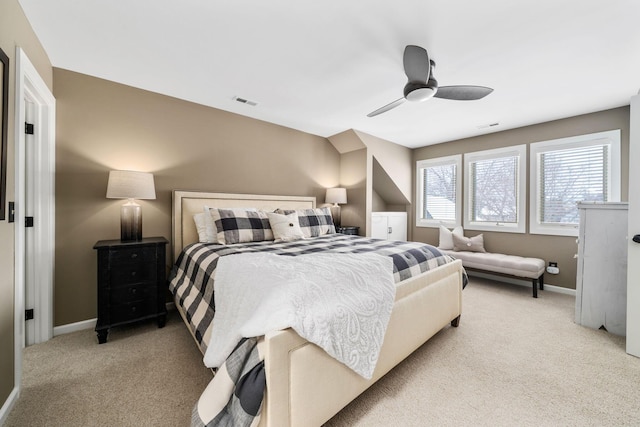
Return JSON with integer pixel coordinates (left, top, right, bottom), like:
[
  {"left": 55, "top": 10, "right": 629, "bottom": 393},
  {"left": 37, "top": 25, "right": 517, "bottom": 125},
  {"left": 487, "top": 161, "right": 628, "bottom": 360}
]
[{"left": 575, "top": 202, "right": 628, "bottom": 336}]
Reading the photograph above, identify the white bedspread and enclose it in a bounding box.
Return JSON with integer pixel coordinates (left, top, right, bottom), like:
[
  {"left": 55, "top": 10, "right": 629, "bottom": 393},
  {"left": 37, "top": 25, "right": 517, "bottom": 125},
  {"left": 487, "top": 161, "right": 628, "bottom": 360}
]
[{"left": 203, "top": 252, "right": 395, "bottom": 379}]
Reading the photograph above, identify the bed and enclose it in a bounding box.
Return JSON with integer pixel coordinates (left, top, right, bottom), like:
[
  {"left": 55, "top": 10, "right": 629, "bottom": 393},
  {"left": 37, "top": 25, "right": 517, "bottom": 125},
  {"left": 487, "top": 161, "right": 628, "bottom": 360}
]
[{"left": 169, "top": 190, "right": 465, "bottom": 427}]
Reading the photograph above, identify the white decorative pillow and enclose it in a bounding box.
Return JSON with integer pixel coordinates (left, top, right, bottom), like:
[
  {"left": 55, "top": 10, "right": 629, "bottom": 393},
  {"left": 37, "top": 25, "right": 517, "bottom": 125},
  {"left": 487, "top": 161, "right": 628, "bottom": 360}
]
[
  {"left": 452, "top": 233, "right": 486, "bottom": 253},
  {"left": 267, "top": 212, "right": 305, "bottom": 243},
  {"left": 193, "top": 213, "right": 209, "bottom": 243},
  {"left": 438, "top": 225, "right": 464, "bottom": 250}
]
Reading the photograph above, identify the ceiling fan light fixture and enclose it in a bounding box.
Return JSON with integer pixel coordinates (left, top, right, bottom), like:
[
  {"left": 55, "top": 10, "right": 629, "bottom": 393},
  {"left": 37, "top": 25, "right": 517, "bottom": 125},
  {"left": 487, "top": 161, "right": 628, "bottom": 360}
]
[{"left": 406, "top": 86, "right": 436, "bottom": 102}]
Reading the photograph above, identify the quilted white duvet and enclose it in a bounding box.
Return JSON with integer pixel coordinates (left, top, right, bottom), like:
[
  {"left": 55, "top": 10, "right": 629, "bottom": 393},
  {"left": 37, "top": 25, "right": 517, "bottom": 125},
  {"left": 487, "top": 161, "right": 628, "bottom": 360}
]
[{"left": 203, "top": 252, "right": 395, "bottom": 379}]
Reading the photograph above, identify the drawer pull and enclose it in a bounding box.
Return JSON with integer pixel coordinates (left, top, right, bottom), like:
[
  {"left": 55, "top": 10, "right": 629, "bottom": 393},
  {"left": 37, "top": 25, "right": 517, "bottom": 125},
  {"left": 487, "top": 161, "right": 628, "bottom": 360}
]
[
  {"left": 131, "top": 271, "right": 137, "bottom": 277},
  {"left": 131, "top": 306, "right": 136, "bottom": 313},
  {"left": 131, "top": 253, "right": 138, "bottom": 259},
  {"left": 131, "top": 288, "right": 137, "bottom": 295}
]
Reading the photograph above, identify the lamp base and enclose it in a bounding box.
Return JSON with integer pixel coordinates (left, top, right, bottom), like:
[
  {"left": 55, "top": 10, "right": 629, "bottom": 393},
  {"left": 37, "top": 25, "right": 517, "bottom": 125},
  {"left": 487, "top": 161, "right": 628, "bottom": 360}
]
[
  {"left": 121, "top": 200, "right": 142, "bottom": 241},
  {"left": 330, "top": 205, "right": 341, "bottom": 228}
]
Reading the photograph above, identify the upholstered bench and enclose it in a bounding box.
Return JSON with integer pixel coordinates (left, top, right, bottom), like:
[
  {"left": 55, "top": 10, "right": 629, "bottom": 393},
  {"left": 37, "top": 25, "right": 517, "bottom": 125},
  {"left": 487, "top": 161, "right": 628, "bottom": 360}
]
[{"left": 440, "top": 249, "right": 546, "bottom": 298}]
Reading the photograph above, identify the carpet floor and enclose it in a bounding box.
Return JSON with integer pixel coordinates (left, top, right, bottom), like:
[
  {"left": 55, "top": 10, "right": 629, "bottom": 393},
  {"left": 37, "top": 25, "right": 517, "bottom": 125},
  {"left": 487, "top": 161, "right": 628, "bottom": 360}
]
[{"left": 6, "top": 277, "right": 640, "bottom": 426}]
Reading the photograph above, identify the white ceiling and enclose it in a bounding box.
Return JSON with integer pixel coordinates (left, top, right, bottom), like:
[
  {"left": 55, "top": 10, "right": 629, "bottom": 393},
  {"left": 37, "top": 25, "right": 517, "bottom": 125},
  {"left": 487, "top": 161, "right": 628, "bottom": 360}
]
[{"left": 18, "top": 0, "right": 640, "bottom": 148}]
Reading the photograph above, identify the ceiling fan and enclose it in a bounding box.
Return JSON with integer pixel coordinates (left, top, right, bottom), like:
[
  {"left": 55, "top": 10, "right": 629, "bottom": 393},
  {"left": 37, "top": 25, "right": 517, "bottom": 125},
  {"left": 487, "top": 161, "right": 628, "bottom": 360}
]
[{"left": 367, "top": 45, "right": 493, "bottom": 117}]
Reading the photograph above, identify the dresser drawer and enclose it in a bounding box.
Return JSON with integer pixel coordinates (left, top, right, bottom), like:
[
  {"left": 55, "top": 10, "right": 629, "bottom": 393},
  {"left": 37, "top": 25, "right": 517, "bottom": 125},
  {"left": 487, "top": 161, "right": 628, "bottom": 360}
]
[
  {"left": 110, "top": 299, "right": 157, "bottom": 324},
  {"left": 109, "top": 262, "right": 156, "bottom": 286},
  {"left": 110, "top": 246, "right": 156, "bottom": 265},
  {"left": 110, "top": 282, "right": 155, "bottom": 304}
]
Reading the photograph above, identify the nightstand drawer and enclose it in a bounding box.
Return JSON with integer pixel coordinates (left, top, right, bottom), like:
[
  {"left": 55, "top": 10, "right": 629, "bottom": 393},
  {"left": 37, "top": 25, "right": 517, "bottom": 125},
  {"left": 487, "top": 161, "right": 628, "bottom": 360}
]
[
  {"left": 110, "top": 282, "right": 155, "bottom": 303},
  {"left": 111, "top": 299, "right": 157, "bottom": 324},
  {"left": 109, "top": 263, "right": 156, "bottom": 285},
  {"left": 110, "top": 246, "right": 156, "bottom": 265}
]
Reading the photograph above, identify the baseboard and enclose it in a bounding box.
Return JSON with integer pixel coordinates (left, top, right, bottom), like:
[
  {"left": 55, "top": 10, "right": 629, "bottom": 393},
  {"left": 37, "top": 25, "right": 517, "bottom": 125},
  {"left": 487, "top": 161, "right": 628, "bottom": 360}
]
[
  {"left": 53, "top": 318, "right": 97, "bottom": 336},
  {"left": 0, "top": 387, "right": 19, "bottom": 425},
  {"left": 467, "top": 271, "right": 576, "bottom": 296},
  {"left": 53, "top": 302, "right": 177, "bottom": 337}
]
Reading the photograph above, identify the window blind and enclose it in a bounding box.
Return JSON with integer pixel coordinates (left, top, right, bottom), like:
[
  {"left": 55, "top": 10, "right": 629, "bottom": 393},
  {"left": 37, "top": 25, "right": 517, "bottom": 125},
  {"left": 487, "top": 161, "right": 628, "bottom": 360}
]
[
  {"left": 539, "top": 144, "right": 609, "bottom": 225},
  {"left": 422, "top": 163, "right": 456, "bottom": 221},
  {"left": 470, "top": 156, "right": 518, "bottom": 223}
]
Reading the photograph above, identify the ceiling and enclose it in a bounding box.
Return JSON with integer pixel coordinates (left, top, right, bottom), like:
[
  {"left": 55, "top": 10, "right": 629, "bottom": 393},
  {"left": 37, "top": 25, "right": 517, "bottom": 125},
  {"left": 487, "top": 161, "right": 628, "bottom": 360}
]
[{"left": 18, "top": 0, "right": 640, "bottom": 149}]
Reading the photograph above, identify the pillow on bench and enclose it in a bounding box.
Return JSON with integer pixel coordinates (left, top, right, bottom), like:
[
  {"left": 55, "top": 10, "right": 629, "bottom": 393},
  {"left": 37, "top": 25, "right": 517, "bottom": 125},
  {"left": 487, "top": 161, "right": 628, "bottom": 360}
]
[
  {"left": 438, "top": 225, "right": 464, "bottom": 250},
  {"left": 452, "top": 233, "right": 486, "bottom": 253}
]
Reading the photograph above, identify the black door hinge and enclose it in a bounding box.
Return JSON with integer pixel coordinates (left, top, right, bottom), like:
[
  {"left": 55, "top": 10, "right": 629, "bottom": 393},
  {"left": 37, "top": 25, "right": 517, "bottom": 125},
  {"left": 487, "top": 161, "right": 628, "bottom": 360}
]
[
  {"left": 25, "top": 309, "right": 34, "bottom": 321},
  {"left": 25, "top": 122, "right": 34, "bottom": 135},
  {"left": 25, "top": 216, "right": 34, "bottom": 227}
]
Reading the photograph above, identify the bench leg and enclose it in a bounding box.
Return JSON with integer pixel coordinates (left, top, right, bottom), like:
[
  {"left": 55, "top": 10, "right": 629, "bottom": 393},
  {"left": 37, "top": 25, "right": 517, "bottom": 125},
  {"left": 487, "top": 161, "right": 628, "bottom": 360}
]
[
  {"left": 539, "top": 273, "right": 544, "bottom": 290},
  {"left": 532, "top": 278, "right": 538, "bottom": 298}
]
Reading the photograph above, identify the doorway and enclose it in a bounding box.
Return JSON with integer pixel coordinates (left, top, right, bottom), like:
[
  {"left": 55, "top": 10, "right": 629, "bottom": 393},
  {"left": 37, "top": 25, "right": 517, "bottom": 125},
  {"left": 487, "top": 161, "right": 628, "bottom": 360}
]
[{"left": 13, "top": 47, "right": 55, "bottom": 387}]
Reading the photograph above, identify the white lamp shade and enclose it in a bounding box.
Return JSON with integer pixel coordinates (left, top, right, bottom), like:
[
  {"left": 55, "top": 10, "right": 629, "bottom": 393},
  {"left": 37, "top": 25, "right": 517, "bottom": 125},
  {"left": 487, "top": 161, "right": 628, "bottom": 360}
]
[
  {"left": 106, "top": 170, "right": 156, "bottom": 200},
  {"left": 325, "top": 187, "right": 347, "bottom": 205}
]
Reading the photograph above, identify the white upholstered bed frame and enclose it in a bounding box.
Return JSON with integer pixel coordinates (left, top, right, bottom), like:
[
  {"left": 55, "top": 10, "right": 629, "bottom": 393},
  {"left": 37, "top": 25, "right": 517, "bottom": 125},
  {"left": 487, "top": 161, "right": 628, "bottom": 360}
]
[{"left": 172, "top": 190, "right": 464, "bottom": 426}]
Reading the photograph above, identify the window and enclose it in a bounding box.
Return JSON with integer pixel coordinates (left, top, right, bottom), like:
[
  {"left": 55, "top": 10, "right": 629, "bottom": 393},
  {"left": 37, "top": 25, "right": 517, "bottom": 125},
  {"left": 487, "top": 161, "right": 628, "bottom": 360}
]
[
  {"left": 464, "top": 145, "right": 526, "bottom": 233},
  {"left": 530, "top": 130, "right": 621, "bottom": 236},
  {"left": 416, "top": 155, "right": 461, "bottom": 228}
]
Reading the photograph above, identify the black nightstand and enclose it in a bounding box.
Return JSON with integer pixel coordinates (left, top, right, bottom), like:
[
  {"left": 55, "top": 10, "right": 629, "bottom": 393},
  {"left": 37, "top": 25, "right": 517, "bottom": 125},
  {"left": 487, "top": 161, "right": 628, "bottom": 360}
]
[
  {"left": 336, "top": 226, "right": 360, "bottom": 235},
  {"left": 93, "top": 237, "right": 168, "bottom": 344}
]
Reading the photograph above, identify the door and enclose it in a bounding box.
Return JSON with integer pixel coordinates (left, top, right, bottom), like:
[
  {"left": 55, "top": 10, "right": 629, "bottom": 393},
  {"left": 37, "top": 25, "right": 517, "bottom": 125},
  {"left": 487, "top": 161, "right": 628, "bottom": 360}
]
[
  {"left": 24, "top": 100, "right": 35, "bottom": 346},
  {"left": 387, "top": 213, "right": 407, "bottom": 241},
  {"left": 627, "top": 95, "right": 640, "bottom": 356},
  {"left": 371, "top": 214, "right": 388, "bottom": 239}
]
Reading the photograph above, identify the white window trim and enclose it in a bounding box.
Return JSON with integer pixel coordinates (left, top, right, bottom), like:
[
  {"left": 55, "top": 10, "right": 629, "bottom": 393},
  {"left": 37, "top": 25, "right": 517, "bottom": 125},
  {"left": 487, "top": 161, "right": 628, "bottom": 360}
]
[
  {"left": 529, "top": 129, "right": 621, "bottom": 237},
  {"left": 464, "top": 144, "right": 527, "bottom": 233},
  {"left": 415, "top": 154, "right": 462, "bottom": 228}
]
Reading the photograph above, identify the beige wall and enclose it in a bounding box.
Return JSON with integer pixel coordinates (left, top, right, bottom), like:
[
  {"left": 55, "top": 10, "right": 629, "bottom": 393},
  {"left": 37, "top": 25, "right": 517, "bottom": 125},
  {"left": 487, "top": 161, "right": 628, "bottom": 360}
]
[
  {"left": 0, "top": 0, "right": 52, "bottom": 410},
  {"left": 413, "top": 107, "right": 630, "bottom": 289},
  {"left": 339, "top": 148, "right": 367, "bottom": 234},
  {"left": 53, "top": 68, "right": 340, "bottom": 326}
]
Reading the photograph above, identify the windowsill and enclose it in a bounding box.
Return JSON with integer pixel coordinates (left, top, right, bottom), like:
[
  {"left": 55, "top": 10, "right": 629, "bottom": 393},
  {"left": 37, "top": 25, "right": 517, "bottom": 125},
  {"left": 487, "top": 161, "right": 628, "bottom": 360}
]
[{"left": 463, "top": 222, "right": 526, "bottom": 234}]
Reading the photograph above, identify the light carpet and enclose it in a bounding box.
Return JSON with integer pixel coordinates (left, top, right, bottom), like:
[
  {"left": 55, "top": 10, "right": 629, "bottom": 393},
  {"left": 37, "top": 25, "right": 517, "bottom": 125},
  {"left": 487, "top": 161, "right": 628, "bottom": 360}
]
[{"left": 6, "top": 277, "right": 640, "bottom": 426}]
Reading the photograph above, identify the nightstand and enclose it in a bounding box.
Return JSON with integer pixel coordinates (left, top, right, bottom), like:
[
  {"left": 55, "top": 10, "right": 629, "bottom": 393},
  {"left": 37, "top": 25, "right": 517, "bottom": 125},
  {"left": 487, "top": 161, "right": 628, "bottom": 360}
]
[
  {"left": 93, "top": 237, "right": 168, "bottom": 344},
  {"left": 336, "top": 226, "right": 359, "bottom": 235}
]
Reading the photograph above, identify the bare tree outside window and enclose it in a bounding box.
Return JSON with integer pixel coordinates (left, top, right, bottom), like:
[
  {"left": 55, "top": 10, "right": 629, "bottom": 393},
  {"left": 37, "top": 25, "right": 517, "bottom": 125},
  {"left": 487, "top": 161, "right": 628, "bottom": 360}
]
[
  {"left": 470, "top": 156, "right": 518, "bottom": 223},
  {"left": 540, "top": 145, "right": 607, "bottom": 225},
  {"left": 423, "top": 164, "right": 456, "bottom": 221}
]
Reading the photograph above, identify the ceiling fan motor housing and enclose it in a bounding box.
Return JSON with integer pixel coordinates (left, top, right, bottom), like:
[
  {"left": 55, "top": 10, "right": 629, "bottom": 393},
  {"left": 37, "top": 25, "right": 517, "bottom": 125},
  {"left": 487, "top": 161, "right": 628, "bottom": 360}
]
[{"left": 404, "top": 80, "right": 437, "bottom": 102}]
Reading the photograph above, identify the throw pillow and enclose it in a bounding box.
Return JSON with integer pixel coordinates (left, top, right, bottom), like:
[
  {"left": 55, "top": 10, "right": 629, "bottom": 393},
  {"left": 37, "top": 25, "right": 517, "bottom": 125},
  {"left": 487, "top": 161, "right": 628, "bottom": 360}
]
[
  {"left": 438, "top": 225, "right": 464, "bottom": 250},
  {"left": 452, "top": 233, "right": 486, "bottom": 253},
  {"left": 267, "top": 212, "right": 305, "bottom": 242},
  {"left": 209, "top": 208, "right": 273, "bottom": 245}
]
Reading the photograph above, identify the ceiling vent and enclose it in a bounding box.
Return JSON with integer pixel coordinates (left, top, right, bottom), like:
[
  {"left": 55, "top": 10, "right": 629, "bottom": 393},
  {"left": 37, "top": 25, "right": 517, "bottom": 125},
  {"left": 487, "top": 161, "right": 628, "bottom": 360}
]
[
  {"left": 477, "top": 122, "right": 499, "bottom": 129},
  {"left": 233, "top": 96, "right": 258, "bottom": 107}
]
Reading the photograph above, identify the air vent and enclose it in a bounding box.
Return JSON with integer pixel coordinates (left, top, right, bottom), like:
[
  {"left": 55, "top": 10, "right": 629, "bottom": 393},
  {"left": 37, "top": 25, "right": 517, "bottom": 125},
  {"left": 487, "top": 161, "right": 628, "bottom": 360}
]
[
  {"left": 232, "top": 96, "right": 258, "bottom": 107},
  {"left": 477, "top": 122, "right": 500, "bottom": 129}
]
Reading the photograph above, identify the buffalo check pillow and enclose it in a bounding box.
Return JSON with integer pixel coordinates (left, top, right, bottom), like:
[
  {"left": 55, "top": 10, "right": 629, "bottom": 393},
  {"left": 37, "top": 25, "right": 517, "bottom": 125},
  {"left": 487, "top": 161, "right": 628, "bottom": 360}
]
[
  {"left": 276, "top": 207, "right": 336, "bottom": 238},
  {"left": 209, "top": 208, "right": 274, "bottom": 244}
]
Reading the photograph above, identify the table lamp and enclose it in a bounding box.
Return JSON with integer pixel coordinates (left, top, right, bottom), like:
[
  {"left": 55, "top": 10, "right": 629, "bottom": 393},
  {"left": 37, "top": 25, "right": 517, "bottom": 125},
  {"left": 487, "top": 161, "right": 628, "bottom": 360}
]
[
  {"left": 325, "top": 187, "right": 347, "bottom": 228},
  {"left": 106, "top": 170, "right": 156, "bottom": 241}
]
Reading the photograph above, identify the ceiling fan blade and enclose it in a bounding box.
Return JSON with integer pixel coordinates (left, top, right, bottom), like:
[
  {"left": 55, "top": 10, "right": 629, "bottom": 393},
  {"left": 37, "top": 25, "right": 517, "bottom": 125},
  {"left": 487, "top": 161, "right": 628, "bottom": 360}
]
[
  {"left": 403, "top": 45, "right": 430, "bottom": 83},
  {"left": 434, "top": 85, "right": 493, "bottom": 101},
  {"left": 367, "top": 98, "right": 406, "bottom": 117}
]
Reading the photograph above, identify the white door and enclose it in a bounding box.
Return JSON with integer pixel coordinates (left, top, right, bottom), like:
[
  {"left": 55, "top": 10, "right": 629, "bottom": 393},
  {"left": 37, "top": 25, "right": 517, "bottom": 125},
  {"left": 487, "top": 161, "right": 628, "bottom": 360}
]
[
  {"left": 24, "top": 100, "right": 35, "bottom": 346},
  {"left": 627, "top": 94, "right": 640, "bottom": 356},
  {"left": 387, "top": 213, "right": 407, "bottom": 241},
  {"left": 371, "top": 214, "right": 388, "bottom": 239}
]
